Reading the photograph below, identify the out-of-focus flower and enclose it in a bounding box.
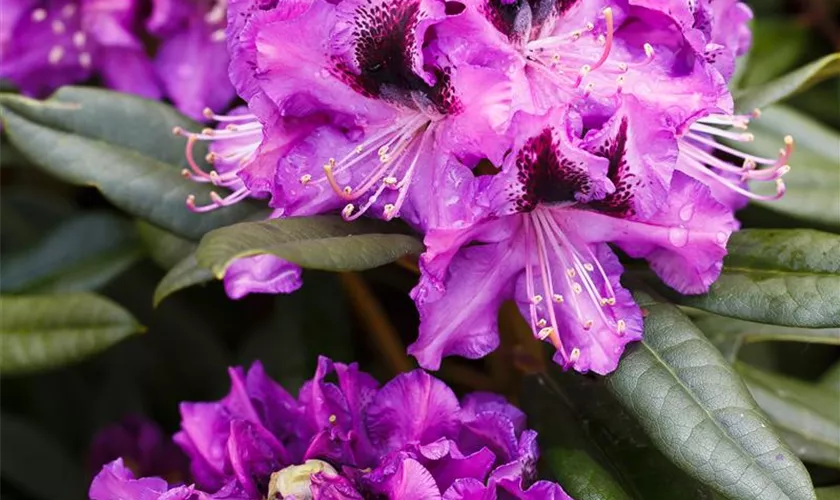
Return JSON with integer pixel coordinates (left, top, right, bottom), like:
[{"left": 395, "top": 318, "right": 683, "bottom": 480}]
[
  {"left": 0, "top": 0, "right": 159, "bottom": 98},
  {"left": 87, "top": 414, "right": 188, "bottom": 483},
  {"left": 147, "top": 0, "right": 236, "bottom": 119},
  {"left": 90, "top": 358, "right": 573, "bottom": 499},
  {"left": 409, "top": 103, "right": 738, "bottom": 374}
]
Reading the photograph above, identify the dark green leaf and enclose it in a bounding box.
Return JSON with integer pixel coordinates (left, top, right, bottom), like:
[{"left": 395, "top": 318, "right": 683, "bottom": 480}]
[
  {"left": 0, "top": 412, "right": 86, "bottom": 500},
  {"left": 1, "top": 212, "right": 142, "bottom": 293},
  {"left": 524, "top": 369, "right": 719, "bottom": 500},
  {"left": 0, "top": 86, "right": 197, "bottom": 167},
  {"left": 153, "top": 253, "right": 214, "bottom": 307},
  {"left": 736, "top": 54, "right": 840, "bottom": 113},
  {"left": 737, "top": 363, "right": 840, "bottom": 469},
  {"left": 195, "top": 215, "right": 424, "bottom": 277},
  {"left": 670, "top": 229, "right": 840, "bottom": 328},
  {"left": 607, "top": 293, "right": 815, "bottom": 500},
  {"left": 546, "top": 449, "right": 633, "bottom": 500},
  {"left": 694, "top": 313, "right": 840, "bottom": 362},
  {"left": 0, "top": 293, "right": 144, "bottom": 374},
  {"left": 739, "top": 106, "right": 840, "bottom": 227},
  {"left": 0, "top": 187, "right": 78, "bottom": 254},
  {"left": 0, "top": 93, "right": 264, "bottom": 240},
  {"left": 136, "top": 220, "right": 196, "bottom": 269}
]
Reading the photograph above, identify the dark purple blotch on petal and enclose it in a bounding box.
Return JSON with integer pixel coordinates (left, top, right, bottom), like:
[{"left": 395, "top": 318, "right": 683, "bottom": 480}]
[{"left": 513, "top": 128, "right": 594, "bottom": 212}]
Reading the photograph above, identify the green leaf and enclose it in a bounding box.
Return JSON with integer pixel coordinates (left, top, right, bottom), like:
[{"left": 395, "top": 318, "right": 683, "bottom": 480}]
[
  {"left": 524, "top": 369, "right": 719, "bottom": 500},
  {"left": 136, "top": 220, "right": 196, "bottom": 269},
  {"left": 694, "top": 314, "right": 840, "bottom": 362},
  {"left": 0, "top": 293, "right": 144, "bottom": 375},
  {"left": 736, "top": 54, "right": 840, "bottom": 113},
  {"left": 1, "top": 212, "right": 142, "bottom": 293},
  {"left": 546, "top": 449, "right": 633, "bottom": 500},
  {"left": 0, "top": 412, "right": 86, "bottom": 500},
  {"left": 0, "top": 92, "right": 264, "bottom": 240},
  {"left": 819, "top": 361, "right": 840, "bottom": 394},
  {"left": 1, "top": 86, "right": 197, "bottom": 167},
  {"left": 153, "top": 253, "right": 214, "bottom": 307},
  {"left": 739, "top": 106, "right": 840, "bottom": 227},
  {"left": 816, "top": 487, "right": 840, "bottom": 500},
  {"left": 195, "top": 215, "right": 424, "bottom": 277},
  {"left": 737, "top": 363, "right": 840, "bottom": 469},
  {"left": 670, "top": 229, "right": 840, "bottom": 328},
  {"left": 607, "top": 293, "right": 816, "bottom": 500},
  {"left": 736, "top": 21, "right": 811, "bottom": 90}
]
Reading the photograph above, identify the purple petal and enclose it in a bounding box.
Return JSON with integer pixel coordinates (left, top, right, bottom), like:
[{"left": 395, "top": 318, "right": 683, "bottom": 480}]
[
  {"left": 577, "top": 171, "right": 738, "bottom": 294},
  {"left": 410, "top": 222, "right": 521, "bottom": 369},
  {"left": 376, "top": 458, "right": 443, "bottom": 500},
  {"left": 89, "top": 459, "right": 170, "bottom": 500},
  {"left": 227, "top": 420, "right": 287, "bottom": 497},
  {"left": 365, "top": 370, "right": 461, "bottom": 452},
  {"left": 310, "top": 471, "right": 365, "bottom": 499},
  {"left": 420, "top": 439, "right": 496, "bottom": 493},
  {"left": 152, "top": 24, "right": 234, "bottom": 119},
  {"left": 222, "top": 255, "right": 303, "bottom": 300}
]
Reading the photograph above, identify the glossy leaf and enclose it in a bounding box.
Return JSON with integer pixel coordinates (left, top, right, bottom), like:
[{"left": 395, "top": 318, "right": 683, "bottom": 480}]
[
  {"left": 607, "top": 293, "right": 816, "bottom": 500},
  {"left": 0, "top": 412, "right": 86, "bottom": 500},
  {"left": 136, "top": 220, "right": 196, "bottom": 269},
  {"left": 153, "top": 254, "right": 214, "bottom": 307},
  {"left": 741, "top": 106, "right": 840, "bottom": 227},
  {"left": 524, "top": 370, "right": 719, "bottom": 500},
  {"left": 737, "top": 363, "right": 840, "bottom": 469},
  {"left": 1, "top": 213, "right": 141, "bottom": 293},
  {"left": 694, "top": 314, "right": 840, "bottom": 362},
  {"left": 195, "top": 215, "right": 424, "bottom": 277},
  {"left": 736, "top": 54, "right": 840, "bottom": 113},
  {"left": 0, "top": 294, "right": 144, "bottom": 375},
  {"left": 673, "top": 229, "right": 840, "bottom": 328},
  {"left": 0, "top": 93, "right": 264, "bottom": 240}
]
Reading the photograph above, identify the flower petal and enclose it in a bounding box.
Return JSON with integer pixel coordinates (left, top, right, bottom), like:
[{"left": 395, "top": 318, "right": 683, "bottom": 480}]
[
  {"left": 365, "top": 370, "right": 461, "bottom": 452},
  {"left": 223, "top": 255, "right": 303, "bottom": 300}
]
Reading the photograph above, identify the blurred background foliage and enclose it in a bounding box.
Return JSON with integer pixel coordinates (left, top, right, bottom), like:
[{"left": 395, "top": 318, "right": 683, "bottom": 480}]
[{"left": 0, "top": 1, "right": 838, "bottom": 500}]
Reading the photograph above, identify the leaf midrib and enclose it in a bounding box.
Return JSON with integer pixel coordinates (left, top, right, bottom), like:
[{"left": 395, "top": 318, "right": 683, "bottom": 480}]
[{"left": 637, "top": 337, "right": 789, "bottom": 499}]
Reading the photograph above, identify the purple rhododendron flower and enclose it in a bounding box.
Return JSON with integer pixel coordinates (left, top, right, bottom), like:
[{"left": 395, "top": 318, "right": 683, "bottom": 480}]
[
  {"left": 147, "top": 0, "right": 236, "bottom": 120},
  {"left": 409, "top": 103, "right": 737, "bottom": 374},
  {"left": 0, "top": 0, "right": 159, "bottom": 98},
  {"left": 90, "top": 358, "right": 573, "bottom": 499},
  {"left": 87, "top": 414, "right": 189, "bottom": 483}
]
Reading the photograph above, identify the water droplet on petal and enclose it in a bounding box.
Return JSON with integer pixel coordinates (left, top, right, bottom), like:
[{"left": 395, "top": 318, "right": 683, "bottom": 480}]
[
  {"left": 679, "top": 203, "right": 694, "bottom": 222},
  {"left": 668, "top": 227, "right": 689, "bottom": 248},
  {"left": 716, "top": 231, "right": 727, "bottom": 244}
]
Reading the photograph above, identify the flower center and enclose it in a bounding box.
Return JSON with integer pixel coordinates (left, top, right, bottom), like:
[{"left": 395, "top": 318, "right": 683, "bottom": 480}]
[
  {"left": 306, "top": 113, "right": 435, "bottom": 221},
  {"left": 678, "top": 110, "right": 792, "bottom": 201},
  {"left": 267, "top": 459, "right": 338, "bottom": 500},
  {"left": 523, "top": 8, "right": 655, "bottom": 99},
  {"left": 522, "top": 208, "right": 626, "bottom": 368}
]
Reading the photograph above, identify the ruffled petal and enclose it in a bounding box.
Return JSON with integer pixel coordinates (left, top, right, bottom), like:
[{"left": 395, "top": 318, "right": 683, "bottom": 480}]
[
  {"left": 582, "top": 171, "right": 737, "bottom": 294},
  {"left": 227, "top": 420, "right": 287, "bottom": 497},
  {"left": 89, "top": 459, "right": 169, "bottom": 500},
  {"left": 365, "top": 370, "right": 461, "bottom": 452},
  {"left": 409, "top": 220, "right": 523, "bottom": 370},
  {"left": 581, "top": 95, "right": 677, "bottom": 219}
]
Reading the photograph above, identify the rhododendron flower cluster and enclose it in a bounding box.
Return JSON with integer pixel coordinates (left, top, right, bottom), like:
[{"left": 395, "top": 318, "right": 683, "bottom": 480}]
[
  {"left": 0, "top": 0, "right": 234, "bottom": 120},
  {"left": 90, "top": 358, "right": 571, "bottom": 499},
  {"left": 175, "top": 0, "right": 792, "bottom": 375}
]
